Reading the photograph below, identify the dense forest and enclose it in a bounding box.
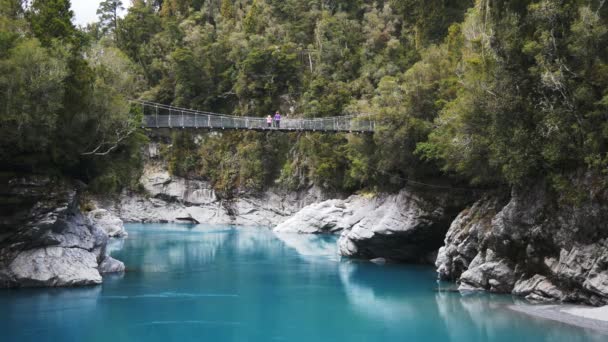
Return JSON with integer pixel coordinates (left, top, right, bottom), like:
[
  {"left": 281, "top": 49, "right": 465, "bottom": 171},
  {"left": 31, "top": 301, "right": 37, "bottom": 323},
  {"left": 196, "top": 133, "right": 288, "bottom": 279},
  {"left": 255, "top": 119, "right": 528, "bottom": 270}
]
[{"left": 1, "top": 0, "right": 607, "bottom": 197}]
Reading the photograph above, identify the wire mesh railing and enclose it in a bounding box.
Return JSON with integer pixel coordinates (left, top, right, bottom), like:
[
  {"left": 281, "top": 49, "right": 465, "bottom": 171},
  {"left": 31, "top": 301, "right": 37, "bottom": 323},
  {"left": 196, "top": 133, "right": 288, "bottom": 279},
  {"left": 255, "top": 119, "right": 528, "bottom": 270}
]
[{"left": 134, "top": 100, "right": 375, "bottom": 133}]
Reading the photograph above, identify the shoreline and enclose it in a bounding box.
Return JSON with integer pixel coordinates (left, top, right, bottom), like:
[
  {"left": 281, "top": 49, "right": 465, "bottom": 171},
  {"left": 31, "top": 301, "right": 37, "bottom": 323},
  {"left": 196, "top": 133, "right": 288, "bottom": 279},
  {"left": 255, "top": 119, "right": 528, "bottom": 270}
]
[{"left": 509, "top": 304, "right": 608, "bottom": 334}]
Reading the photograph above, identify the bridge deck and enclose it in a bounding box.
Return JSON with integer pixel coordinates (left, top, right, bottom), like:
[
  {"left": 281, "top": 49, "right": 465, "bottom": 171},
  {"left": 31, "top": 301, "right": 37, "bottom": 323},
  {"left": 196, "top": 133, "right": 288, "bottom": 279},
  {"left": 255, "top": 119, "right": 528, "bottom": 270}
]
[{"left": 137, "top": 100, "right": 375, "bottom": 133}]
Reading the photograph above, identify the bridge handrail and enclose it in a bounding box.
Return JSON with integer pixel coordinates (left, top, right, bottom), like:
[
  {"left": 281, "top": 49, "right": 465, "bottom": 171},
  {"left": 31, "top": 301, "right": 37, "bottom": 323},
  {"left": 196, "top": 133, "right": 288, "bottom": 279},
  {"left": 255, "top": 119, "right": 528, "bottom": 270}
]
[
  {"left": 131, "top": 99, "right": 373, "bottom": 121},
  {"left": 133, "top": 99, "right": 375, "bottom": 132}
]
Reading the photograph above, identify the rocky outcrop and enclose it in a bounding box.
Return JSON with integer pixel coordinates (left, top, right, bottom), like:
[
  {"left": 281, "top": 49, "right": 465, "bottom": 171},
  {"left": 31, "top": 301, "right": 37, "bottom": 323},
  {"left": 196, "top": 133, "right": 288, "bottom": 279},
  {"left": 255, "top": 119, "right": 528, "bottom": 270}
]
[
  {"left": 274, "top": 196, "right": 374, "bottom": 234},
  {"left": 338, "top": 189, "right": 466, "bottom": 262},
  {"left": 435, "top": 195, "right": 507, "bottom": 281},
  {"left": 274, "top": 188, "right": 467, "bottom": 263},
  {"left": 99, "top": 163, "right": 327, "bottom": 226},
  {"left": 87, "top": 209, "right": 127, "bottom": 238},
  {"left": 0, "top": 177, "right": 124, "bottom": 288},
  {"left": 436, "top": 175, "right": 608, "bottom": 305}
]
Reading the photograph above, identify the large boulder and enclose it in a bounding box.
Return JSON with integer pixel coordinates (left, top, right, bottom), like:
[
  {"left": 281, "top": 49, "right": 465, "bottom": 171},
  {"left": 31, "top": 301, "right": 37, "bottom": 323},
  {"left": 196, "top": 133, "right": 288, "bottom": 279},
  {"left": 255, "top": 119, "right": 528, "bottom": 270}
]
[
  {"left": 274, "top": 196, "right": 374, "bottom": 234},
  {"left": 274, "top": 188, "right": 467, "bottom": 262},
  {"left": 436, "top": 174, "right": 608, "bottom": 305},
  {"left": 0, "top": 177, "right": 124, "bottom": 288},
  {"left": 338, "top": 189, "right": 466, "bottom": 262},
  {"left": 87, "top": 209, "right": 127, "bottom": 238}
]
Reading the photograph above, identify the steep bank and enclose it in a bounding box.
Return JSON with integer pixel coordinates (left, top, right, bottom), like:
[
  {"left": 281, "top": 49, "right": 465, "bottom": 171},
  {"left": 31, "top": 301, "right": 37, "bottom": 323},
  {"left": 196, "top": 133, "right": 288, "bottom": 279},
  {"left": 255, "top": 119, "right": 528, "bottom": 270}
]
[
  {"left": 436, "top": 175, "right": 608, "bottom": 306},
  {"left": 0, "top": 177, "right": 124, "bottom": 288},
  {"left": 275, "top": 188, "right": 470, "bottom": 263},
  {"left": 96, "top": 162, "right": 330, "bottom": 227}
]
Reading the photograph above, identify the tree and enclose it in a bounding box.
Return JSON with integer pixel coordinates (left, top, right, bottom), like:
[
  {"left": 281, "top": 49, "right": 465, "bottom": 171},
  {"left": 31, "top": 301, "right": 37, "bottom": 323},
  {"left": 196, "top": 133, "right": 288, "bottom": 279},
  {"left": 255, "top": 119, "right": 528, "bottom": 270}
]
[
  {"left": 27, "top": 0, "right": 77, "bottom": 46},
  {"left": 97, "top": 0, "right": 124, "bottom": 35}
]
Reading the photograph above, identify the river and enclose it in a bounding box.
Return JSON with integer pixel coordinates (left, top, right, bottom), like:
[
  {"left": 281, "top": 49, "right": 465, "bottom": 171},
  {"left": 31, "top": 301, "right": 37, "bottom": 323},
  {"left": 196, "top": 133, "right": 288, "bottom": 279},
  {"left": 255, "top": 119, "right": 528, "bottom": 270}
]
[{"left": 0, "top": 223, "right": 605, "bottom": 341}]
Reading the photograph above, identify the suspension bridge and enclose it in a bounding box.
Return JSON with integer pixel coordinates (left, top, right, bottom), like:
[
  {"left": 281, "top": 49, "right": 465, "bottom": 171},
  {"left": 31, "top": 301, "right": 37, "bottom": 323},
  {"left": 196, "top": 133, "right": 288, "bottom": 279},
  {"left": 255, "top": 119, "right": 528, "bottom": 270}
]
[{"left": 135, "top": 100, "right": 375, "bottom": 133}]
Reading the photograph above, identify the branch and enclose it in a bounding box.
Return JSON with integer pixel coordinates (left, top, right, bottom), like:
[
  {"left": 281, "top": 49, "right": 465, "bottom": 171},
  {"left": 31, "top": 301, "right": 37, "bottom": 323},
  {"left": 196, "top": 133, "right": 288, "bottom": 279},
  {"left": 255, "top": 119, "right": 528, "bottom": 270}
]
[{"left": 81, "top": 125, "right": 137, "bottom": 156}]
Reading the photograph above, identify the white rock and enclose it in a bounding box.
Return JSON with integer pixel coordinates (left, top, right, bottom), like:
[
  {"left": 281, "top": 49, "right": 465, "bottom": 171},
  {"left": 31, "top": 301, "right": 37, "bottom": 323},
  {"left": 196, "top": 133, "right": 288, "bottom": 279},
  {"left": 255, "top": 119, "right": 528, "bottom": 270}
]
[
  {"left": 88, "top": 209, "right": 127, "bottom": 238},
  {"left": 9, "top": 247, "right": 102, "bottom": 287}
]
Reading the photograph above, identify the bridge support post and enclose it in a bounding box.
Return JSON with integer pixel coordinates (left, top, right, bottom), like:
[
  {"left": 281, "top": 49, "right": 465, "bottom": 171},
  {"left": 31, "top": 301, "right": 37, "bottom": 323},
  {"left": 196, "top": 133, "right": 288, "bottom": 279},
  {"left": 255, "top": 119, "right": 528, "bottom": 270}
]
[{"left": 155, "top": 105, "right": 158, "bottom": 128}]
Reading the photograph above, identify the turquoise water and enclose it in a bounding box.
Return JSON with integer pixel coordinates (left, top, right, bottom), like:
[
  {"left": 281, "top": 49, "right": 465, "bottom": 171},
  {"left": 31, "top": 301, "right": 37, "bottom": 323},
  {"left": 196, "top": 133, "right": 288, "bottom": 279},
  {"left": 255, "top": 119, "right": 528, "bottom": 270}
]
[{"left": 0, "top": 224, "right": 605, "bottom": 341}]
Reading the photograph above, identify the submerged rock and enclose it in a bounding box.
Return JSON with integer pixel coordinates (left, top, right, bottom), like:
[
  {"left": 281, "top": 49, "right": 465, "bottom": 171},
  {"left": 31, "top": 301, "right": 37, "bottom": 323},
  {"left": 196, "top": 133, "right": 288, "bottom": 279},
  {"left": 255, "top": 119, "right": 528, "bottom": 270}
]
[
  {"left": 370, "top": 258, "right": 387, "bottom": 265},
  {"left": 436, "top": 175, "right": 608, "bottom": 305},
  {"left": 0, "top": 177, "right": 124, "bottom": 288}
]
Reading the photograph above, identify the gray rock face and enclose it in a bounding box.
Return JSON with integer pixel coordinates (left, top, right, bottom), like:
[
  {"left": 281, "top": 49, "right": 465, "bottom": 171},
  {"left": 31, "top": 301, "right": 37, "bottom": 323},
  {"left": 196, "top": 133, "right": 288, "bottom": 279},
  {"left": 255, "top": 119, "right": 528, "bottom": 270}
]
[
  {"left": 338, "top": 189, "right": 465, "bottom": 262},
  {"left": 100, "top": 163, "right": 327, "bottom": 226},
  {"left": 436, "top": 175, "right": 608, "bottom": 305},
  {"left": 274, "top": 188, "right": 466, "bottom": 262},
  {"left": 9, "top": 247, "right": 102, "bottom": 287},
  {"left": 99, "top": 256, "right": 126, "bottom": 274},
  {"left": 0, "top": 177, "right": 124, "bottom": 288},
  {"left": 274, "top": 196, "right": 374, "bottom": 234},
  {"left": 87, "top": 209, "right": 127, "bottom": 238},
  {"left": 141, "top": 166, "right": 217, "bottom": 205}
]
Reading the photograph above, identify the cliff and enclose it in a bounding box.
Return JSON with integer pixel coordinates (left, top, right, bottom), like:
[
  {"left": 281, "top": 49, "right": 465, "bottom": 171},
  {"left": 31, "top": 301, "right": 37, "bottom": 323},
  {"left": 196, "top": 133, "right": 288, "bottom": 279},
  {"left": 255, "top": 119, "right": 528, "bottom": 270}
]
[
  {"left": 0, "top": 176, "right": 124, "bottom": 288},
  {"left": 436, "top": 175, "right": 608, "bottom": 306}
]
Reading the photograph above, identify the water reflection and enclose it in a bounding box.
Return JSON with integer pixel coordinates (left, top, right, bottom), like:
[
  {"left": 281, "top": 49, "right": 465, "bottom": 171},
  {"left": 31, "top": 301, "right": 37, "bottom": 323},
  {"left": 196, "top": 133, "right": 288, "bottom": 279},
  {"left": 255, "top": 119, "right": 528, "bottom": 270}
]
[
  {"left": 115, "top": 224, "right": 231, "bottom": 273},
  {"left": 273, "top": 232, "right": 338, "bottom": 261},
  {"left": 2, "top": 225, "right": 605, "bottom": 342},
  {"left": 434, "top": 289, "right": 607, "bottom": 341},
  {"left": 338, "top": 261, "right": 416, "bottom": 321}
]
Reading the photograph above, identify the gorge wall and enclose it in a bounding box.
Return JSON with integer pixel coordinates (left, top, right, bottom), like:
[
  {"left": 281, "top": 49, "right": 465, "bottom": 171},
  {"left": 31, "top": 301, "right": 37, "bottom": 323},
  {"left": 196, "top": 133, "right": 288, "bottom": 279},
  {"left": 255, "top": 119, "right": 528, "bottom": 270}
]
[
  {"left": 0, "top": 177, "right": 124, "bottom": 288},
  {"left": 436, "top": 175, "right": 608, "bottom": 306},
  {"left": 275, "top": 173, "right": 608, "bottom": 306},
  {"left": 275, "top": 187, "right": 470, "bottom": 263},
  {"left": 95, "top": 142, "right": 331, "bottom": 227}
]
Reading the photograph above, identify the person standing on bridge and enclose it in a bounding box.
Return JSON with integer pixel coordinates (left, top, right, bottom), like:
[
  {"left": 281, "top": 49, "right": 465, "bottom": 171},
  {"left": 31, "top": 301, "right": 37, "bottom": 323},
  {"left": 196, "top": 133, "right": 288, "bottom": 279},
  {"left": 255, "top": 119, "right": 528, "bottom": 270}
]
[
  {"left": 266, "top": 115, "right": 272, "bottom": 128},
  {"left": 274, "top": 111, "right": 281, "bottom": 128}
]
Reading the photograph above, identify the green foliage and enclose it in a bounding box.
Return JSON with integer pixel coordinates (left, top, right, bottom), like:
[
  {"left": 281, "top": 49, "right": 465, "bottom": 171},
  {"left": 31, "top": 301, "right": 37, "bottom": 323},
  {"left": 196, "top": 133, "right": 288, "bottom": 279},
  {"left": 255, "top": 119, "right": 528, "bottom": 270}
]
[
  {"left": 3, "top": 0, "right": 606, "bottom": 197},
  {"left": 235, "top": 44, "right": 300, "bottom": 114},
  {"left": 27, "top": 0, "right": 79, "bottom": 47},
  {"left": 0, "top": 1, "right": 145, "bottom": 194},
  {"left": 420, "top": 0, "right": 608, "bottom": 187},
  {"left": 97, "top": 0, "right": 124, "bottom": 34}
]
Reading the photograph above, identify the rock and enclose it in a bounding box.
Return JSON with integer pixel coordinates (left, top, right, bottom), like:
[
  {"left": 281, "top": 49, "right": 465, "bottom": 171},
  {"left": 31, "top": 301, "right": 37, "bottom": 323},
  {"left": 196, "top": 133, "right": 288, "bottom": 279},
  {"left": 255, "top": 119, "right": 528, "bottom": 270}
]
[
  {"left": 99, "top": 256, "right": 125, "bottom": 274},
  {"left": 8, "top": 247, "right": 102, "bottom": 287},
  {"left": 0, "top": 177, "right": 124, "bottom": 288},
  {"left": 176, "top": 214, "right": 200, "bottom": 224},
  {"left": 435, "top": 196, "right": 507, "bottom": 281},
  {"left": 99, "top": 162, "right": 329, "bottom": 227},
  {"left": 274, "top": 187, "right": 466, "bottom": 262},
  {"left": 436, "top": 174, "right": 608, "bottom": 305},
  {"left": 87, "top": 209, "right": 127, "bottom": 238},
  {"left": 370, "top": 258, "right": 387, "bottom": 265},
  {"left": 274, "top": 196, "right": 372, "bottom": 234},
  {"left": 140, "top": 165, "right": 217, "bottom": 205},
  {"left": 513, "top": 274, "right": 546, "bottom": 296},
  {"left": 338, "top": 189, "right": 466, "bottom": 262},
  {"left": 512, "top": 275, "right": 564, "bottom": 302},
  {"left": 457, "top": 250, "right": 516, "bottom": 293}
]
